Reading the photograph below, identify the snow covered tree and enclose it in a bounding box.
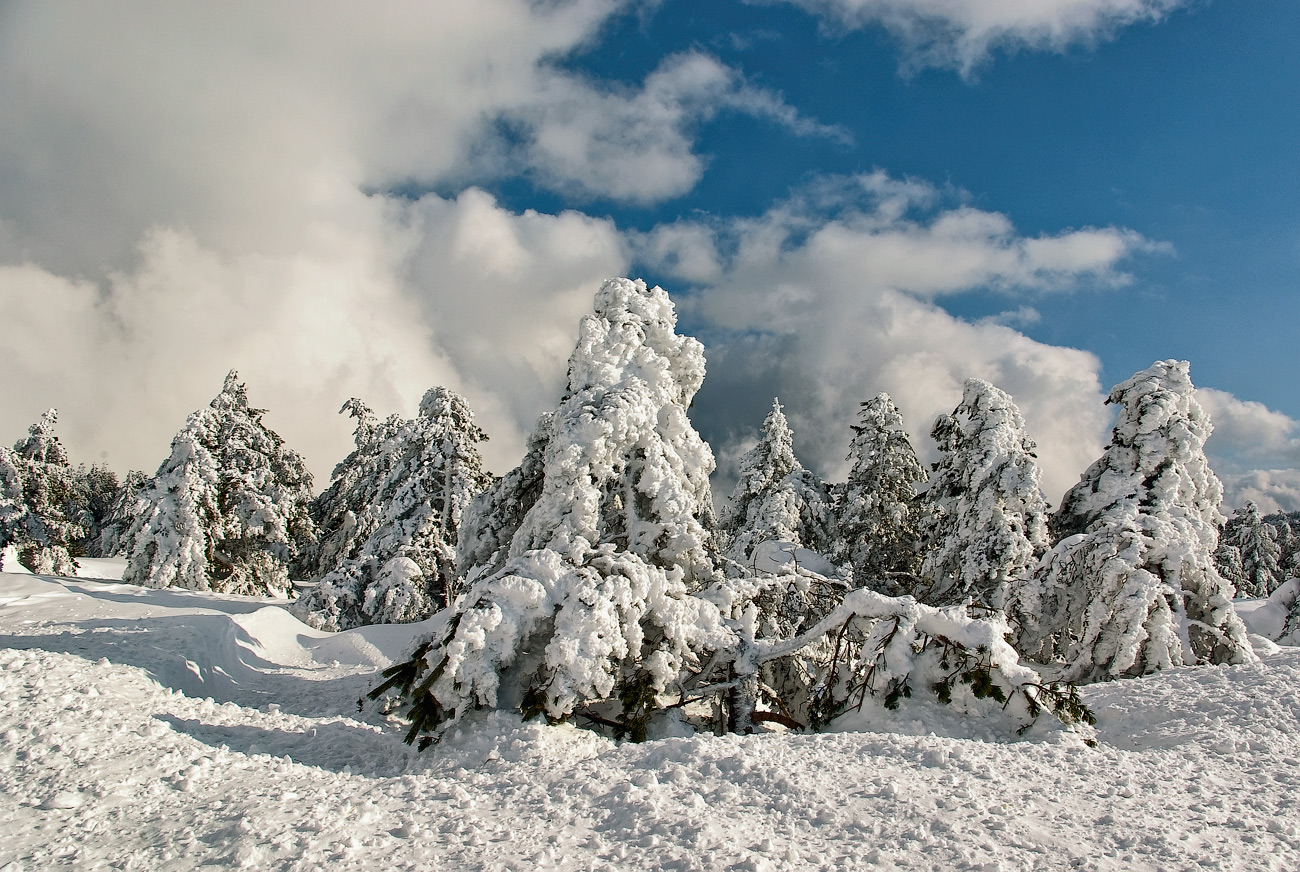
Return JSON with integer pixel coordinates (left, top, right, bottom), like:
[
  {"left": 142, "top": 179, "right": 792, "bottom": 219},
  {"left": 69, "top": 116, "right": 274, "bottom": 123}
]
[
  {"left": 118, "top": 371, "right": 315, "bottom": 596},
  {"left": 720, "top": 399, "right": 836, "bottom": 566},
  {"left": 0, "top": 410, "right": 86, "bottom": 575},
  {"left": 1218, "top": 502, "right": 1282, "bottom": 598},
  {"left": 836, "top": 393, "right": 926, "bottom": 593},
  {"left": 1013, "top": 360, "right": 1255, "bottom": 682},
  {"left": 376, "top": 278, "right": 731, "bottom": 743},
  {"left": 1213, "top": 543, "right": 1247, "bottom": 596},
  {"left": 917, "top": 380, "right": 1049, "bottom": 608},
  {"left": 292, "top": 387, "right": 493, "bottom": 631},
  {"left": 88, "top": 469, "right": 149, "bottom": 558}
]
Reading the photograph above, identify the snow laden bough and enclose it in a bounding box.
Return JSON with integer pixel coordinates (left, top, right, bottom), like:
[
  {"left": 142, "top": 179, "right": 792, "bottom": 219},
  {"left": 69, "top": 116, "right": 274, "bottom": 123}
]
[{"left": 373, "top": 279, "right": 1092, "bottom": 746}]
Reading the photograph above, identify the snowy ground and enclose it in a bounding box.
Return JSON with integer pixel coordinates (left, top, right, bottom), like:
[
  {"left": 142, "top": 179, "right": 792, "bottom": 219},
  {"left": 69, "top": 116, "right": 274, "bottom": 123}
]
[{"left": 2, "top": 567, "right": 1299, "bottom": 871}]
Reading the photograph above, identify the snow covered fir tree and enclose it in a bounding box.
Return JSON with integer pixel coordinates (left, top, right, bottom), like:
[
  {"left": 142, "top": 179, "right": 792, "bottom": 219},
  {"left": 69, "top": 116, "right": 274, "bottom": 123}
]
[
  {"left": 0, "top": 409, "right": 121, "bottom": 574},
  {"left": 720, "top": 399, "right": 836, "bottom": 569},
  {"left": 116, "top": 371, "right": 316, "bottom": 596},
  {"left": 836, "top": 393, "right": 928, "bottom": 593},
  {"left": 1013, "top": 360, "right": 1255, "bottom": 682},
  {"left": 1215, "top": 501, "right": 1284, "bottom": 598},
  {"left": 917, "top": 379, "right": 1050, "bottom": 608},
  {"left": 291, "top": 387, "right": 492, "bottom": 631}
]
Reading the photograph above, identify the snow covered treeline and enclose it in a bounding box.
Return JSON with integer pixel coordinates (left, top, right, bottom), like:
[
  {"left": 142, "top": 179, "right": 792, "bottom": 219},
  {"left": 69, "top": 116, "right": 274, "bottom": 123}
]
[
  {"left": 3, "top": 276, "right": 1292, "bottom": 747},
  {"left": 370, "top": 279, "right": 1091, "bottom": 746}
]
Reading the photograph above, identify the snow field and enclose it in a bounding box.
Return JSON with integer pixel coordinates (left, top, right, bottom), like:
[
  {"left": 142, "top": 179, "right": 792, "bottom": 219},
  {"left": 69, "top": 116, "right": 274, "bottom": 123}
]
[{"left": 2, "top": 571, "right": 1300, "bottom": 871}]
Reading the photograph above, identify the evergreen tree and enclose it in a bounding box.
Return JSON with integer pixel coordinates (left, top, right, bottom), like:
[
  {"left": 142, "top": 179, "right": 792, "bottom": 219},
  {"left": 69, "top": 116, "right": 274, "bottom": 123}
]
[
  {"left": 836, "top": 393, "right": 926, "bottom": 593},
  {"left": 0, "top": 410, "right": 86, "bottom": 575},
  {"left": 1220, "top": 502, "right": 1283, "bottom": 598},
  {"left": 1013, "top": 360, "right": 1255, "bottom": 682},
  {"left": 720, "top": 399, "right": 836, "bottom": 566},
  {"left": 119, "top": 371, "right": 315, "bottom": 596},
  {"left": 90, "top": 469, "right": 149, "bottom": 558},
  {"left": 917, "top": 379, "right": 1050, "bottom": 607},
  {"left": 379, "top": 278, "right": 730, "bottom": 743},
  {"left": 1213, "top": 542, "right": 1247, "bottom": 596},
  {"left": 292, "top": 387, "right": 492, "bottom": 631}
]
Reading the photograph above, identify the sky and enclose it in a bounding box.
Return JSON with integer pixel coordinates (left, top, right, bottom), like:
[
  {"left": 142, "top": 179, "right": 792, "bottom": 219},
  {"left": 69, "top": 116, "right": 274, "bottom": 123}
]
[{"left": 1, "top": 0, "right": 1297, "bottom": 511}]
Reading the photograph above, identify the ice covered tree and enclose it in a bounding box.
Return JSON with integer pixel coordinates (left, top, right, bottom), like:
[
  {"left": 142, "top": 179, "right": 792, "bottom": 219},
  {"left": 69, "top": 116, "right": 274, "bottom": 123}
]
[
  {"left": 721, "top": 399, "right": 836, "bottom": 566},
  {"left": 1218, "top": 502, "right": 1282, "bottom": 598},
  {"left": 375, "top": 278, "right": 732, "bottom": 743},
  {"left": 836, "top": 393, "right": 927, "bottom": 593},
  {"left": 119, "top": 371, "right": 315, "bottom": 596},
  {"left": 1013, "top": 360, "right": 1254, "bottom": 682},
  {"left": 0, "top": 410, "right": 86, "bottom": 575},
  {"left": 917, "top": 380, "right": 1049, "bottom": 607},
  {"left": 292, "top": 387, "right": 493, "bottom": 631}
]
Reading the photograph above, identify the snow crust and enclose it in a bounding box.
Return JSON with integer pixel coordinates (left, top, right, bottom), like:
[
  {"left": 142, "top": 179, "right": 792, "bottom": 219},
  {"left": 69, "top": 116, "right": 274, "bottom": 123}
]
[{"left": 4, "top": 569, "right": 1300, "bottom": 871}]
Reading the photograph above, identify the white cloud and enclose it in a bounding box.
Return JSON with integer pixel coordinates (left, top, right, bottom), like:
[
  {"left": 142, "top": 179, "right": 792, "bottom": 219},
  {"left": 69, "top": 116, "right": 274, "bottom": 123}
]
[
  {"left": 1217, "top": 470, "right": 1300, "bottom": 515},
  {"left": 0, "top": 190, "right": 628, "bottom": 482},
  {"left": 0, "top": 1, "right": 620, "bottom": 275},
  {"left": 639, "top": 173, "right": 1152, "bottom": 502},
  {"left": 1197, "top": 388, "right": 1300, "bottom": 511},
  {"left": 499, "top": 52, "right": 847, "bottom": 203},
  {"left": 768, "top": 0, "right": 1185, "bottom": 74}
]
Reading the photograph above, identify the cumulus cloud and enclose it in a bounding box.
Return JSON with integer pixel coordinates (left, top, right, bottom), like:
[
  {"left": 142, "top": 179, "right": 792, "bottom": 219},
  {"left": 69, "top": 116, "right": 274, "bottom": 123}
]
[
  {"left": 639, "top": 173, "right": 1153, "bottom": 502},
  {"left": 768, "top": 0, "right": 1185, "bottom": 74},
  {"left": 0, "top": 190, "right": 628, "bottom": 480},
  {"left": 0, "top": 2, "right": 648, "bottom": 479},
  {"left": 1197, "top": 388, "right": 1300, "bottom": 511}
]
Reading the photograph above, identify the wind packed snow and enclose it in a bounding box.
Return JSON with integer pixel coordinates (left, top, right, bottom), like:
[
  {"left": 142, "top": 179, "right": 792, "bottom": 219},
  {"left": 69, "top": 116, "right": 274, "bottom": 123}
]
[{"left": 3, "top": 568, "right": 1300, "bottom": 871}]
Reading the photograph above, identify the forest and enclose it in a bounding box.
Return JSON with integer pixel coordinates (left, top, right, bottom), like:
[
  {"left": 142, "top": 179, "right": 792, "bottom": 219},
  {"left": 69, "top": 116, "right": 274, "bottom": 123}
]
[{"left": 3, "top": 278, "right": 1299, "bottom": 747}]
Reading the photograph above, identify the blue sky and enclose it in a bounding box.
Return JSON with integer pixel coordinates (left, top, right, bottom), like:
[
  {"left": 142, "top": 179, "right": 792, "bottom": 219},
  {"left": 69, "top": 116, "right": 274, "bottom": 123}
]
[
  {"left": 546, "top": 0, "right": 1300, "bottom": 412},
  {"left": 1, "top": 0, "right": 1297, "bottom": 509}
]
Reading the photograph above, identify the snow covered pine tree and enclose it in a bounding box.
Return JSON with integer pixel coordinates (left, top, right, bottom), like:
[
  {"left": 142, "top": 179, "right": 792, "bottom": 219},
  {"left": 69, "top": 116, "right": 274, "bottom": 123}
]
[
  {"left": 1217, "top": 501, "right": 1283, "bottom": 598},
  {"left": 918, "top": 380, "right": 1050, "bottom": 608},
  {"left": 837, "top": 393, "right": 927, "bottom": 594},
  {"left": 292, "top": 387, "right": 492, "bottom": 631},
  {"left": 374, "top": 278, "right": 732, "bottom": 743},
  {"left": 720, "top": 399, "right": 836, "bottom": 569},
  {"left": 0, "top": 410, "right": 87, "bottom": 574},
  {"left": 1014, "top": 360, "right": 1255, "bottom": 682},
  {"left": 117, "top": 371, "right": 315, "bottom": 596}
]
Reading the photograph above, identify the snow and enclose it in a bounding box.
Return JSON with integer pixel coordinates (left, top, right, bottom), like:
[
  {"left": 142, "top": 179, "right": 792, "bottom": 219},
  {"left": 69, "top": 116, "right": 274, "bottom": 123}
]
[{"left": 4, "top": 568, "right": 1300, "bottom": 871}]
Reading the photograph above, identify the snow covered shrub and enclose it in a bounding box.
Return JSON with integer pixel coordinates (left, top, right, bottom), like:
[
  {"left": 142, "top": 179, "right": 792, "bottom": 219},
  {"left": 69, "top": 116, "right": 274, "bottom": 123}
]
[
  {"left": 118, "top": 371, "right": 315, "bottom": 596},
  {"left": 836, "top": 393, "right": 927, "bottom": 594},
  {"left": 1013, "top": 361, "right": 1255, "bottom": 683},
  {"left": 918, "top": 379, "right": 1049, "bottom": 607},
  {"left": 682, "top": 576, "right": 1092, "bottom": 738},
  {"left": 0, "top": 410, "right": 87, "bottom": 575},
  {"left": 720, "top": 399, "right": 836, "bottom": 567},
  {"left": 1217, "top": 502, "right": 1283, "bottom": 598},
  {"left": 292, "top": 387, "right": 492, "bottom": 631},
  {"left": 378, "top": 278, "right": 725, "bottom": 743}
]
